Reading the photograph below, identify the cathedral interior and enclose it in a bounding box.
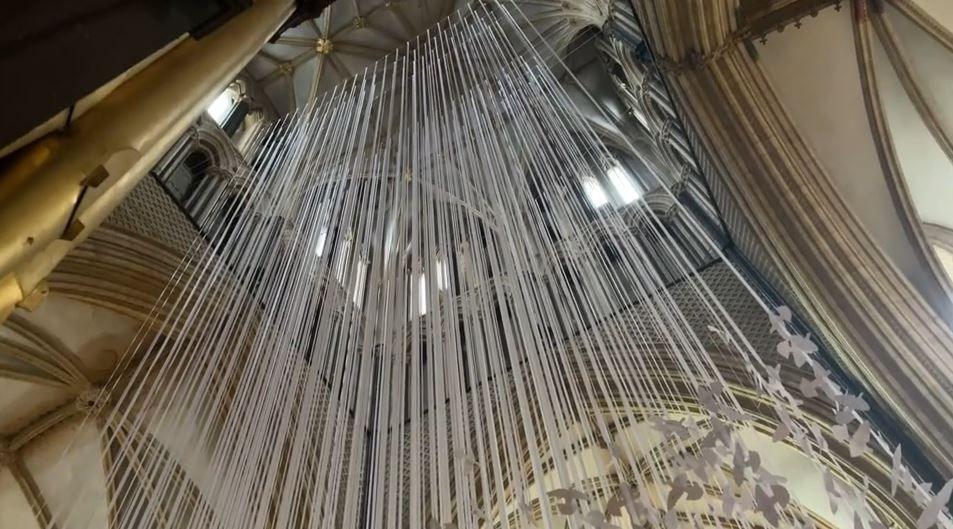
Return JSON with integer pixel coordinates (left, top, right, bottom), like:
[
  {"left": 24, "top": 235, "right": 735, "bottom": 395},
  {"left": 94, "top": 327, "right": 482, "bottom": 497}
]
[{"left": 2, "top": 1, "right": 953, "bottom": 528}]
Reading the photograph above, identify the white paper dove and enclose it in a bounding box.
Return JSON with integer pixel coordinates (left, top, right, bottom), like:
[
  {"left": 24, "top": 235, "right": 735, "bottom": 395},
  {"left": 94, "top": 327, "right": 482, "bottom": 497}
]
[
  {"left": 890, "top": 445, "right": 903, "bottom": 496},
  {"left": 835, "top": 394, "right": 870, "bottom": 425},
  {"left": 916, "top": 479, "right": 953, "bottom": 529},
  {"left": 769, "top": 306, "right": 793, "bottom": 339},
  {"left": 777, "top": 333, "right": 817, "bottom": 367},
  {"left": 549, "top": 488, "right": 588, "bottom": 515},
  {"left": 721, "top": 485, "right": 737, "bottom": 517},
  {"left": 824, "top": 469, "right": 843, "bottom": 514},
  {"left": 848, "top": 422, "right": 871, "bottom": 458},
  {"left": 454, "top": 450, "right": 479, "bottom": 473},
  {"left": 772, "top": 422, "right": 791, "bottom": 443},
  {"left": 754, "top": 484, "right": 789, "bottom": 527},
  {"left": 732, "top": 444, "right": 761, "bottom": 485},
  {"left": 667, "top": 474, "right": 704, "bottom": 510},
  {"left": 648, "top": 416, "right": 691, "bottom": 439},
  {"left": 663, "top": 509, "right": 680, "bottom": 529},
  {"left": 581, "top": 509, "right": 621, "bottom": 529}
]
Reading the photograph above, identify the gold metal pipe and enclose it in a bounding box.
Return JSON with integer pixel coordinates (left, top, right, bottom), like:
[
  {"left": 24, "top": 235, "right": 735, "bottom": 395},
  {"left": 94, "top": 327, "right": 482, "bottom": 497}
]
[
  {"left": 0, "top": 0, "right": 294, "bottom": 319},
  {"left": 0, "top": 273, "right": 21, "bottom": 322}
]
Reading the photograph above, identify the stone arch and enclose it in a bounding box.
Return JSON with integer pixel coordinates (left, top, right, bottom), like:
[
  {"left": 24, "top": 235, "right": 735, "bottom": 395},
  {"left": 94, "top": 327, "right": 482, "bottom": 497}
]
[{"left": 190, "top": 117, "right": 245, "bottom": 174}]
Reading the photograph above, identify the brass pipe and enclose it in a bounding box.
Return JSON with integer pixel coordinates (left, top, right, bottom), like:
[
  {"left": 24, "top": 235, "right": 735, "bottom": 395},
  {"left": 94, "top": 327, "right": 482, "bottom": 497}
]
[{"left": 0, "top": 0, "right": 294, "bottom": 318}]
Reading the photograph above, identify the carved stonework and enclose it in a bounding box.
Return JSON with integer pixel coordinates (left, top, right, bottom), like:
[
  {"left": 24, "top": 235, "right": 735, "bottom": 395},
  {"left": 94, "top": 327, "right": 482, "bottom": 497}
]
[
  {"left": 76, "top": 388, "right": 106, "bottom": 415},
  {"left": 192, "top": 115, "right": 247, "bottom": 175}
]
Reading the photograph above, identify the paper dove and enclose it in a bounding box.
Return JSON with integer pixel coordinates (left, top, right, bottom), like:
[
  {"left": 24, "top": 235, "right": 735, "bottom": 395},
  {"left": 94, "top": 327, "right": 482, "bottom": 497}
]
[
  {"left": 824, "top": 469, "right": 843, "bottom": 514},
  {"left": 832, "top": 424, "right": 849, "bottom": 443},
  {"left": 777, "top": 333, "right": 817, "bottom": 367},
  {"left": 797, "top": 364, "right": 832, "bottom": 401},
  {"left": 797, "top": 428, "right": 816, "bottom": 458},
  {"left": 771, "top": 404, "right": 797, "bottom": 443},
  {"left": 667, "top": 474, "right": 704, "bottom": 509},
  {"left": 916, "top": 479, "right": 953, "bottom": 529},
  {"left": 549, "top": 488, "right": 588, "bottom": 515},
  {"left": 607, "top": 441, "right": 627, "bottom": 461},
  {"left": 809, "top": 423, "right": 829, "bottom": 451},
  {"left": 581, "top": 509, "right": 621, "bottom": 529},
  {"left": 835, "top": 394, "right": 870, "bottom": 425},
  {"left": 765, "top": 364, "right": 785, "bottom": 394},
  {"left": 854, "top": 512, "right": 865, "bottom": 529},
  {"left": 703, "top": 417, "right": 734, "bottom": 449},
  {"left": 772, "top": 422, "right": 791, "bottom": 443},
  {"left": 754, "top": 485, "right": 789, "bottom": 527},
  {"left": 849, "top": 422, "right": 871, "bottom": 458},
  {"left": 649, "top": 416, "right": 691, "bottom": 438},
  {"left": 549, "top": 488, "right": 588, "bottom": 502},
  {"left": 812, "top": 363, "right": 838, "bottom": 398},
  {"left": 696, "top": 380, "right": 725, "bottom": 404},
  {"left": 769, "top": 306, "right": 794, "bottom": 338},
  {"left": 800, "top": 377, "right": 822, "bottom": 399},
  {"left": 604, "top": 494, "right": 626, "bottom": 519},
  {"left": 722, "top": 406, "right": 748, "bottom": 422},
  {"left": 856, "top": 515, "right": 889, "bottom": 529},
  {"left": 700, "top": 446, "right": 723, "bottom": 470},
  {"left": 684, "top": 417, "right": 703, "bottom": 437},
  {"left": 732, "top": 444, "right": 761, "bottom": 485},
  {"left": 739, "top": 487, "right": 756, "bottom": 513},
  {"left": 721, "top": 486, "right": 737, "bottom": 517},
  {"left": 604, "top": 484, "right": 637, "bottom": 519},
  {"left": 756, "top": 467, "right": 788, "bottom": 494},
  {"left": 454, "top": 451, "right": 479, "bottom": 473},
  {"left": 891, "top": 445, "right": 903, "bottom": 496},
  {"left": 685, "top": 453, "right": 713, "bottom": 482},
  {"left": 663, "top": 509, "right": 680, "bottom": 529},
  {"left": 518, "top": 500, "right": 534, "bottom": 517}
]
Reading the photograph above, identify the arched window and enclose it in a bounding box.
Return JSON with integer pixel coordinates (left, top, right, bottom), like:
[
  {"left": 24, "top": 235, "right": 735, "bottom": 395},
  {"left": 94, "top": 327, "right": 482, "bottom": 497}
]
[
  {"left": 166, "top": 150, "right": 210, "bottom": 202},
  {"left": 206, "top": 88, "right": 239, "bottom": 126},
  {"left": 206, "top": 83, "right": 251, "bottom": 138}
]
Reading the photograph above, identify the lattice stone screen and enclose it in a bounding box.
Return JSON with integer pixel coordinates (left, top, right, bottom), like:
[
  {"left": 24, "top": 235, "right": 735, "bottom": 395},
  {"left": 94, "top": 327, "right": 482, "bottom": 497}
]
[{"left": 106, "top": 175, "right": 200, "bottom": 255}]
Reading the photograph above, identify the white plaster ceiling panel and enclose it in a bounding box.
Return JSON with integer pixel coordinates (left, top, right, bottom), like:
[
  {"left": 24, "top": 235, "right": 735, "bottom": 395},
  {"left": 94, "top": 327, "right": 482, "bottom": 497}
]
[
  {"left": 21, "top": 295, "right": 139, "bottom": 374},
  {"left": 146, "top": 399, "right": 218, "bottom": 499},
  {"left": 0, "top": 378, "right": 72, "bottom": 436},
  {"left": 0, "top": 295, "right": 139, "bottom": 435},
  {"left": 906, "top": 0, "right": 953, "bottom": 36},
  {"left": 0, "top": 467, "right": 42, "bottom": 529},
  {"left": 885, "top": 3, "right": 953, "bottom": 140},
  {"left": 754, "top": 7, "right": 935, "bottom": 295},
  {"left": 20, "top": 418, "right": 110, "bottom": 529},
  {"left": 734, "top": 428, "right": 864, "bottom": 529},
  {"left": 871, "top": 25, "right": 953, "bottom": 232},
  {"left": 0, "top": 294, "right": 144, "bottom": 525}
]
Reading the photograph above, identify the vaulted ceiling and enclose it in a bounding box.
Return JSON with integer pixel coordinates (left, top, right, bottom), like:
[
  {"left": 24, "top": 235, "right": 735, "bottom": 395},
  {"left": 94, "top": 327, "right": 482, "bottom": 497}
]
[
  {"left": 244, "top": 0, "right": 610, "bottom": 115},
  {"left": 753, "top": 0, "right": 953, "bottom": 311}
]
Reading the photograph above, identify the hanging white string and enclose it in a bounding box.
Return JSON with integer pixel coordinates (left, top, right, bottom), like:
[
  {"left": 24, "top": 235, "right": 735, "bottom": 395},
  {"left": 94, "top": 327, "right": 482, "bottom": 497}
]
[{"left": 45, "top": 3, "right": 953, "bottom": 529}]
